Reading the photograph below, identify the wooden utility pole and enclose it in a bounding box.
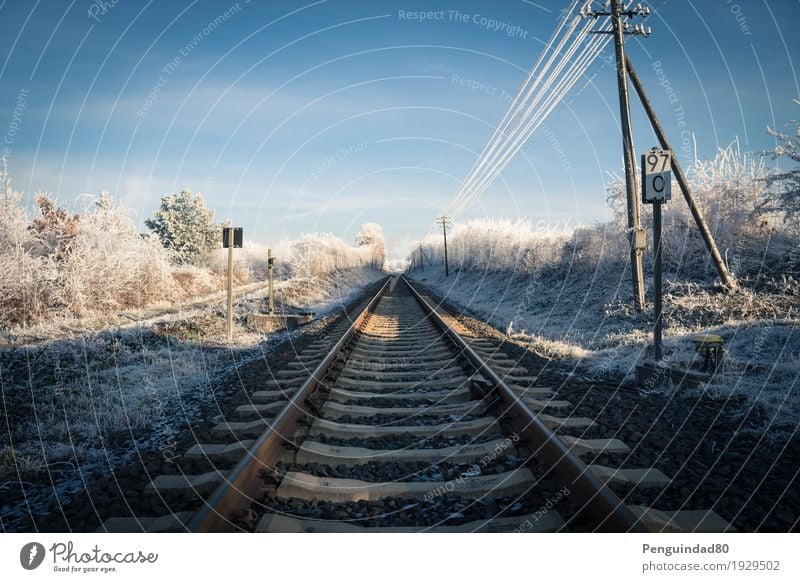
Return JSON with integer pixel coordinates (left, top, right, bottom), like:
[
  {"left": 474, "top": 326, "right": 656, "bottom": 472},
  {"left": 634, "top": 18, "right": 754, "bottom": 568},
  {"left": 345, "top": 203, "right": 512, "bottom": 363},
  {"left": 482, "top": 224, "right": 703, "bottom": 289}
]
[
  {"left": 226, "top": 227, "right": 234, "bottom": 343},
  {"left": 626, "top": 56, "right": 738, "bottom": 291},
  {"left": 437, "top": 217, "right": 450, "bottom": 276},
  {"left": 267, "top": 248, "right": 274, "bottom": 314},
  {"left": 223, "top": 226, "right": 242, "bottom": 343},
  {"left": 609, "top": 0, "right": 645, "bottom": 311},
  {"left": 419, "top": 243, "right": 424, "bottom": 272}
]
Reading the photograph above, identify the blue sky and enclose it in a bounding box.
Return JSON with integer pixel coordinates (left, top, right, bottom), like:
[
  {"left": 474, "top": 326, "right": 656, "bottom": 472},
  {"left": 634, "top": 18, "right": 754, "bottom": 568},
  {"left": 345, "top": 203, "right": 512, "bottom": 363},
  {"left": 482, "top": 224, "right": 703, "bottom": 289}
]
[{"left": 1, "top": 0, "right": 798, "bottom": 257}]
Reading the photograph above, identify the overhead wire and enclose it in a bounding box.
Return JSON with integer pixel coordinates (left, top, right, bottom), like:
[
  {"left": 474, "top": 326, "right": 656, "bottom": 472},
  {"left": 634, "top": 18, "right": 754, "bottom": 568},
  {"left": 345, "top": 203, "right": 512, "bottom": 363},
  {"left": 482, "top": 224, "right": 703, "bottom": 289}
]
[
  {"left": 448, "top": 2, "right": 584, "bottom": 212},
  {"left": 440, "top": 1, "right": 613, "bottom": 219},
  {"left": 447, "top": 21, "right": 612, "bottom": 216},
  {"left": 446, "top": 19, "right": 608, "bottom": 216},
  {"left": 446, "top": 20, "right": 599, "bottom": 215}
]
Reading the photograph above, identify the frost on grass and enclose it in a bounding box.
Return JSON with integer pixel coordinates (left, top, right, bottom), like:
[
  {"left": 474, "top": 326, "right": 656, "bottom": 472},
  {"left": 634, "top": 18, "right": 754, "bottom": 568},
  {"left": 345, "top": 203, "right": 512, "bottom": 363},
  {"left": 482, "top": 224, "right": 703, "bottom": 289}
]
[
  {"left": 0, "top": 168, "right": 385, "bottom": 331},
  {"left": 0, "top": 166, "right": 388, "bottom": 527},
  {"left": 0, "top": 264, "right": 381, "bottom": 529},
  {"left": 411, "top": 139, "right": 799, "bottom": 428},
  {"left": 0, "top": 329, "right": 222, "bottom": 526}
]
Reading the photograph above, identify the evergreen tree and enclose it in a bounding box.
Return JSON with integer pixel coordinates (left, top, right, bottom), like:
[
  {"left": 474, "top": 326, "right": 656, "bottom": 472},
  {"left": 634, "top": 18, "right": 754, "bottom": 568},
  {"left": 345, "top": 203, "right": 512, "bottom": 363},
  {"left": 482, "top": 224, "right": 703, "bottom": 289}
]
[
  {"left": 762, "top": 108, "right": 800, "bottom": 222},
  {"left": 145, "top": 189, "right": 219, "bottom": 264}
]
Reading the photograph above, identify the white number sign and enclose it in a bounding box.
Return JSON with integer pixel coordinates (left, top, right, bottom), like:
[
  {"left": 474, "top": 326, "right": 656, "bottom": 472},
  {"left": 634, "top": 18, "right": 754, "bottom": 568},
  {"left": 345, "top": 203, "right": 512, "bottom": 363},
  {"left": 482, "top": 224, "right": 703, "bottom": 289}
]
[{"left": 641, "top": 148, "right": 672, "bottom": 203}]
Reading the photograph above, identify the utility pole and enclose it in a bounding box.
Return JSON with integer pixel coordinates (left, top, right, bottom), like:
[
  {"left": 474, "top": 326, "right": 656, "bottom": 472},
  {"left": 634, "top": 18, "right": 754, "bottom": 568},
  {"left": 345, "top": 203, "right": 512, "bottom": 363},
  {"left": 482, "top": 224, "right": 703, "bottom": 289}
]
[
  {"left": 419, "top": 243, "right": 424, "bottom": 272},
  {"left": 583, "top": 1, "right": 651, "bottom": 311},
  {"left": 437, "top": 216, "right": 450, "bottom": 277},
  {"left": 625, "top": 55, "right": 738, "bottom": 291},
  {"left": 267, "top": 248, "right": 275, "bottom": 314},
  {"left": 223, "top": 226, "right": 242, "bottom": 343},
  {"left": 227, "top": 230, "right": 234, "bottom": 342}
]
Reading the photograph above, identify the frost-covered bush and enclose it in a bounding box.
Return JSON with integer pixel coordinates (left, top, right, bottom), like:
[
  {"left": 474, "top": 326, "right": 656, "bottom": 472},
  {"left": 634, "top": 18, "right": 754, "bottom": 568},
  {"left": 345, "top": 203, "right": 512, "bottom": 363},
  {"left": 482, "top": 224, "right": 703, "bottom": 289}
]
[
  {"left": 282, "top": 232, "right": 374, "bottom": 279},
  {"left": 0, "top": 187, "right": 181, "bottom": 325},
  {"left": 170, "top": 263, "right": 220, "bottom": 296},
  {"left": 414, "top": 137, "right": 796, "bottom": 287},
  {"left": 415, "top": 218, "right": 573, "bottom": 274},
  {"left": 58, "top": 193, "right": 180, "bottom": 313},
  {"left": 562, "top": 224, "right": 623, "bottom": 273},
  {"left": 608, "top": 139, "right": 795, "bottom": 282},
  {"left": 203, "top": 229, "right": 379, "bottom": 283},
  {"left": 762, "top": 110, "right": 800, "bottom": 222},
  {"left": 355, "top": 222, "right": 386, "bottom": 268},
  {"left": 0, "top": 162, "right": 386, "bottom": 328},
  {"left": 0, "top": 159, "right": 386, "bottom": 328}
]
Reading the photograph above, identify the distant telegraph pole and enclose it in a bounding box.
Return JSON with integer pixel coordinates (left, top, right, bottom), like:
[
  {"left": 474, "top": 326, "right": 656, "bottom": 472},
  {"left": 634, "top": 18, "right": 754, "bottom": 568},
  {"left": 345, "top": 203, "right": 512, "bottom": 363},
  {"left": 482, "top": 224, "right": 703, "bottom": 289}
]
[
  {"left": 582, "top": 0, "right": 651, "bottom": 311},
  {"left": 437, "top": 216, "right": 451, "bottom": 277}
]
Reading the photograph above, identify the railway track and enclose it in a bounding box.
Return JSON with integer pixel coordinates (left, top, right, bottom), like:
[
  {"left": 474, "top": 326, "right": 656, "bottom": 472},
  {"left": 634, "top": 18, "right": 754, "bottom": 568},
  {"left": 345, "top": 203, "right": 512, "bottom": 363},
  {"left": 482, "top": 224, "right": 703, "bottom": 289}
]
[{"left": 99, "top": 275, "right": 733, "bottom": 533}]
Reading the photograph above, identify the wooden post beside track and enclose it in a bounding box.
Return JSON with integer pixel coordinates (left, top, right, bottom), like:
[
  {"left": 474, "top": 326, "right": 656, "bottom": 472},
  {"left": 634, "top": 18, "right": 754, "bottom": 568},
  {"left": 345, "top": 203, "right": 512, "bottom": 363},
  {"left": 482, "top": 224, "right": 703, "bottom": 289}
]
[
  {"left": 223, "top": 226, "right": 242, "bottom": 343},
  {"left": 626, "top": 55, "right": 738, "bottom": 291},
  {"left": 653, "top": 199, "right": 664, "bottom": 360},
  {"left": 226, "top": 228, "right": 234, "bottom": 343},
  {"left": 267, "top": 248, "right": 274, "bottom": 315},
  {"left": 610, "top": 0, "right": 646, "bottom": 311}
]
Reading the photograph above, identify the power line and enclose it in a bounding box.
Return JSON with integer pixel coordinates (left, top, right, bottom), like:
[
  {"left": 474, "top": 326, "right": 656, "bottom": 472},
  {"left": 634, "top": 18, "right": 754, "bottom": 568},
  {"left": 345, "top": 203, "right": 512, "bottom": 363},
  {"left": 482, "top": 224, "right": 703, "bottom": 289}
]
[
  {"left": 441, "top": 2, "right": 613, "bottom": 219},
  {"left": 445, "top": 22, "right": 612, "bottom": 217}
]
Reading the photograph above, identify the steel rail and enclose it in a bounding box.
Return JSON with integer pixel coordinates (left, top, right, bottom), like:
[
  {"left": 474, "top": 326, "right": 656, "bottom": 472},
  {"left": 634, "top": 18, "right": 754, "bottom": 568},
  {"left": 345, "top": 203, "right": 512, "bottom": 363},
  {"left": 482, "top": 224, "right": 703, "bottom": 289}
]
[
  {"left": 401, "top": 276, "right": 647, "bottom": 532},
  {"left": 188, "top": 276, "right": 392, "bottom": 532}
]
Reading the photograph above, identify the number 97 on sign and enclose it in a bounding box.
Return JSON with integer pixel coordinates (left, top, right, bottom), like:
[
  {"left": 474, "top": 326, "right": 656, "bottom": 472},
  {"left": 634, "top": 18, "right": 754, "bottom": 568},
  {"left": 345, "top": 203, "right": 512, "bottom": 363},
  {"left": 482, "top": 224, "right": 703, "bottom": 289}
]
[{"left": 641, "top": 148, "right": 672, "bottom": 204}]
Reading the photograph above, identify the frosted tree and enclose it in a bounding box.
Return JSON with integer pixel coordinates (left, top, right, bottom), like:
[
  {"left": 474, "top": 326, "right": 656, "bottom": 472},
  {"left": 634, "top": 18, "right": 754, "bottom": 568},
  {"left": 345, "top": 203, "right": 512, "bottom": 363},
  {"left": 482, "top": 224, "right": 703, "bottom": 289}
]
[
  {"left": 145, "top": 189, "right": 219, "bottom": 264},
  {"left": 0, "top": 158, "right": 31, "bottom": 248},
  {"left": 29, "top": 193, "right": 80, "bottom": 260},
  {"left": 355, "top": 222, "right": 386, "bottom": 268},
  {"left": 762, "top": 109, "right": 800, "bottom": 222}
]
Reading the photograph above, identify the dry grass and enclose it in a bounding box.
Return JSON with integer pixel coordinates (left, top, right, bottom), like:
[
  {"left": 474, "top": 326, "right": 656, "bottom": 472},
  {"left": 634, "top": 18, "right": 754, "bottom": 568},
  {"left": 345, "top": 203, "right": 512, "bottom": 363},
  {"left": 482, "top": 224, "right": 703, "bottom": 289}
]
[{"left": 0, "top": 186, "right": 383, "bottom": 329}]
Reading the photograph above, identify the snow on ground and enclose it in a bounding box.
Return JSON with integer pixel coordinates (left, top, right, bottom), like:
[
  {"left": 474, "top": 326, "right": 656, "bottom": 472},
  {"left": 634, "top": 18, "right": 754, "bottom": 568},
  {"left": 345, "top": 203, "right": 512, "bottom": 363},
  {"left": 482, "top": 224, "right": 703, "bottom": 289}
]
[
  {"left": 409, "top": 142, "right": 799, "bottom": 430},
  {"left": 409, "top": 264, "right": 798, "bottom": 430},
  {"left": 0, "top": 268, "right": 384, "bottom": 529}
]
